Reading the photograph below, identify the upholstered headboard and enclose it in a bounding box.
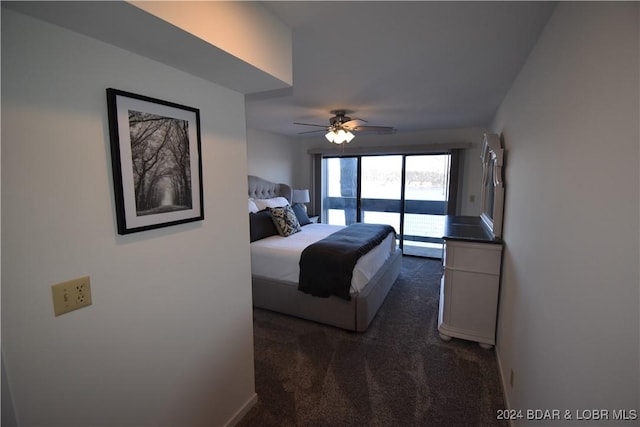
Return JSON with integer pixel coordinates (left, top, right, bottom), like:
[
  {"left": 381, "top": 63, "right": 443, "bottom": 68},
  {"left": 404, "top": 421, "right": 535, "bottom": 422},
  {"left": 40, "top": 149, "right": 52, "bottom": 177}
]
[{"left": 248, "top": 175, "right": 293, "bottom": 202}]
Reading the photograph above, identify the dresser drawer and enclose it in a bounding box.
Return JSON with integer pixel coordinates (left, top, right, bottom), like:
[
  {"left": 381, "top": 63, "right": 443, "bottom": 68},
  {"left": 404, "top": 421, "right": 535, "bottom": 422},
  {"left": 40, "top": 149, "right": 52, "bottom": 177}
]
[{"left": 444, "top": 240, "right": 502, "bottom": 275}]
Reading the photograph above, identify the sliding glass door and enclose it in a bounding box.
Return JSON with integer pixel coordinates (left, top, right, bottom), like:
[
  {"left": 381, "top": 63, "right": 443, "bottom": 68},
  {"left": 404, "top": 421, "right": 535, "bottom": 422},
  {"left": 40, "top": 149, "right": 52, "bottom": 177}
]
[
  {"left": 324, "top": 157, "right": 358, "bottom": 225},
  {"left": 402, "top": 154, "right": 450, "bottom": 257},
  {"left": 321, "top": 153, "right": 454, "bottom": 258},
  {"left": 361, "top": 155, "right": 403, "bottom": 230}
]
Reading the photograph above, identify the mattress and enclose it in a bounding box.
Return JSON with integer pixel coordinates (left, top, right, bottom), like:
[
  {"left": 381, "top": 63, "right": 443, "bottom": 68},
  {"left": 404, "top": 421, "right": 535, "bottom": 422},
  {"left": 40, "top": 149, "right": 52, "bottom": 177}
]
[{"left": 250, "top": 223, "right": 396, "bottom": 295}]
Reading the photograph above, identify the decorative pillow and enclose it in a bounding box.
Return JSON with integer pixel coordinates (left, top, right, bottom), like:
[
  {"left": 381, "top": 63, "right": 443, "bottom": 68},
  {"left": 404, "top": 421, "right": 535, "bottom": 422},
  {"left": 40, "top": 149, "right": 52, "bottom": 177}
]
[
  {"left": 249, "top": 210, "right": 279, "bottom": 242},
  {"left": 268, "top": 205, "right": 302, "bottom": 237},
  {"left": 291, "top": 203, "right": 312, "bottom": 226},
  {"left": 254, "top": 197, "right": 289, "bottom": 211},
  {"left": 248, "top": 198, "right": 259, "bottom": 214}
]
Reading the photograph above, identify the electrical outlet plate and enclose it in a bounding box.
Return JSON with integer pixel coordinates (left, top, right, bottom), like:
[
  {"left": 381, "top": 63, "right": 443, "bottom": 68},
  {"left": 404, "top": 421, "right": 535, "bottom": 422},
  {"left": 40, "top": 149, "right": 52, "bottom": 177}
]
[{"left": 52, "top": 276, "right": 92, "bottom": 316}]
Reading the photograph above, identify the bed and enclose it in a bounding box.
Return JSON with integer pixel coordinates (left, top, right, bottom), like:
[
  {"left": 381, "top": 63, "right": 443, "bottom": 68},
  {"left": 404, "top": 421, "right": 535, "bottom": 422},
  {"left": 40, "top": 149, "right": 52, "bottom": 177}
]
[{"left": 248, "top": 175, "right": 402, "bottom": 332}]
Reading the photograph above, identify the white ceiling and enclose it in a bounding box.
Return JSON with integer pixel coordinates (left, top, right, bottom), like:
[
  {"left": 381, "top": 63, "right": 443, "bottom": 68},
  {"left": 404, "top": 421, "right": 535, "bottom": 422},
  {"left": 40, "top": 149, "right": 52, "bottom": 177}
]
[
  {"left": 246, "top": 1, "right": 556, "bottom": 137},
  {"left": 6, "top": 1, "right": 556, "bottom": 139}
]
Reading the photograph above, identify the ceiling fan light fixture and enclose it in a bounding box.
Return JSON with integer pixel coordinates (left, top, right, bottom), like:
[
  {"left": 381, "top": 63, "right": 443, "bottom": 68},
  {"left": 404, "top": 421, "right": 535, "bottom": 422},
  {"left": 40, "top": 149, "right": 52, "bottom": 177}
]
[
  {"left": 296, "top": 110, "right": 390, "bottom": 144},
  {"left": 325, "top": 128, "right": 355, "bottom": 144},
  {"left": 325, "top": 130, "right": 335, "bottom": 142},
  {"left": 345, "top": 131, "right": 355, "bottom": 143}
]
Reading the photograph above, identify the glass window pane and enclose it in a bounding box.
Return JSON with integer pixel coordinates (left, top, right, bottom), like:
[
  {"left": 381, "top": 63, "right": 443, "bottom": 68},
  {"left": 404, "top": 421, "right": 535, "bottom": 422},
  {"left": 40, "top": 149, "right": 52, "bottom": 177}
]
[
  {"left": 405, "top": 155, "right": 449, "bottom": 201},
  {"left": 363, "top": 211, "right": 400, "bottom": 233},
  {"left": 327, "top": 209, "right": 346, "bottom": 225},
  {"left": 361, "top": 155, "right": 402, "bottom": 234},
  {"left": 402, "top": 154, "right": 450, "bottom": 258},
  {"left": 361, "top": 156, "right": 402, "bottom": 199},
  {"left": 324, "top": 157, "right": 357, "bottom": 225}
]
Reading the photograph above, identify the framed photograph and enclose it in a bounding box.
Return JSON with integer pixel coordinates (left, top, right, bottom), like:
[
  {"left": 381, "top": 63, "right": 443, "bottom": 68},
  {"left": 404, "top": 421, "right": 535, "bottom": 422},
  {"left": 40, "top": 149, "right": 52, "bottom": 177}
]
[{"left": 106, "top": 88, "right": 204, "bottom": 234}]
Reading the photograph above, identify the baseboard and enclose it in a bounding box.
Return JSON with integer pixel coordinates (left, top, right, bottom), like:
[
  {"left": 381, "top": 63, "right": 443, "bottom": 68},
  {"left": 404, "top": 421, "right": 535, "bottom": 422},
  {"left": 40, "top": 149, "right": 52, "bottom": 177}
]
[
  {"left": 495, "top": 346, "right": 514, "bottom": 427},
  {"left": 223, "top": 393, "right": 258, "bottom": 427}
]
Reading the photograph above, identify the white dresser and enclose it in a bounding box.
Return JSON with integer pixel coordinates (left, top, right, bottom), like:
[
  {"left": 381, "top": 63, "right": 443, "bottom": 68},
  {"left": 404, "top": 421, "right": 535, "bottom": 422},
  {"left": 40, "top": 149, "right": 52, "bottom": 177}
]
[{"left": 438, "top": 216, "right": 503, "bottom": 349}]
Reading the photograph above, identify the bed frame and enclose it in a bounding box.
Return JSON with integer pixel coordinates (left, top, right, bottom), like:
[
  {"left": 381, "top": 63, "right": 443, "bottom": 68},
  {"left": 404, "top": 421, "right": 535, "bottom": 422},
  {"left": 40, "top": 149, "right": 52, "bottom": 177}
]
[{"left": 248, "top": 175, "right": 402, "bottom": 332}]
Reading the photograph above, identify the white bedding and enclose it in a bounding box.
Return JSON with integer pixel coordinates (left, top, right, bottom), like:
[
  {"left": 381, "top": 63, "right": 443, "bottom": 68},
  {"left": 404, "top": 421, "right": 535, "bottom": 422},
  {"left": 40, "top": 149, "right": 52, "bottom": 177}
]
[{"left": 250, "top": 223, "right": 396, "bottom": 295}]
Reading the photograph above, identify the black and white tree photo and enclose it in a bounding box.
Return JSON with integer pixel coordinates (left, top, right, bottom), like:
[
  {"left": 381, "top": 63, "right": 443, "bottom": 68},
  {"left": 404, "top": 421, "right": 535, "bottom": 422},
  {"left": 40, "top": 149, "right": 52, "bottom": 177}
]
[
  {"left": 128, "top": 110, "right": 192, "bottom": 216},
  {"left": 107, "top": 88, "right": 203, "bottom": 234}
]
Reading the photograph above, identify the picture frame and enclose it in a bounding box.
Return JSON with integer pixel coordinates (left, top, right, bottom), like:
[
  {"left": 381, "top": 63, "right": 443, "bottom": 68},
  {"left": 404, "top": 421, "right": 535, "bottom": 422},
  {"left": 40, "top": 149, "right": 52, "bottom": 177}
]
[{"left": 106, "top": 88, "right": 204, "bottom": 234}]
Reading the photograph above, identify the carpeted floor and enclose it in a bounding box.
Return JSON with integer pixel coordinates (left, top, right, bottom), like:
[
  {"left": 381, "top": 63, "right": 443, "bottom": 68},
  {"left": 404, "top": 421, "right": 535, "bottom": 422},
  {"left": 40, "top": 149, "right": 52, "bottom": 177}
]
[{"left": 238, "top": 255, "right": 508, "bottom": 427}]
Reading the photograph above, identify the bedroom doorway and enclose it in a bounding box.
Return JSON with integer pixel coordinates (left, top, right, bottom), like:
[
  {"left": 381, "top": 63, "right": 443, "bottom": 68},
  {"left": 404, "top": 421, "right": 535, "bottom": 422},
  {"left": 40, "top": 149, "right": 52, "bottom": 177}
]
[{"left": 321, "top": 153, "right": 455, "bottom": 259}]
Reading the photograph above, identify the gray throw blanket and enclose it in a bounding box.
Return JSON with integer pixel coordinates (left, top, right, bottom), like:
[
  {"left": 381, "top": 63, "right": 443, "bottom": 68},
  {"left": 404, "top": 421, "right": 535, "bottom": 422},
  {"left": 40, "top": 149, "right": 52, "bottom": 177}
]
[{"left": 298, "top": 223, "right": 395, "bottom": 300}]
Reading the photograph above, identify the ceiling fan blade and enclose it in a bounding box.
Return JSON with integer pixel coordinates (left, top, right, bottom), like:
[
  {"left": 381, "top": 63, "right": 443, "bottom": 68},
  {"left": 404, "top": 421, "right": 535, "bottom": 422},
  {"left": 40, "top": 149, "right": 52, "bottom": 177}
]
[
  {"left": 298, "top": 129, "right": 327, "bottom": 135},
  {"left": 293, "top": 122, "right": 327, "bottom": 127},
  {"left": 352, "top": 125, "right": 396, "bottom": 134},
  {"left": 295, "top": 112, "right": 395, "bottom": 138},
  {"left": 343, "top": 118, "right": 367, "bottom": 126},
  {"left": 341, "top": 119, "right": 367, "bottom": 130}
]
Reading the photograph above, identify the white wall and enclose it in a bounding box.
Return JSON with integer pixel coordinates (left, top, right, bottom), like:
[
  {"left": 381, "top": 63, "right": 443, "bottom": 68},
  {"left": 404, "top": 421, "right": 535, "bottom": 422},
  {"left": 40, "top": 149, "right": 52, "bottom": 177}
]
[
  {"left": 2, "top": 9, "right": 256, "bottom": 426},
  {"left": 131, "top": 1, "right": 292, "bottom": 86},
  {"left": 246, "top": 128, "right": 299, "bottom": 186},
  {"left": 492, "top": 2, "right": 639, "bottom": 423}
]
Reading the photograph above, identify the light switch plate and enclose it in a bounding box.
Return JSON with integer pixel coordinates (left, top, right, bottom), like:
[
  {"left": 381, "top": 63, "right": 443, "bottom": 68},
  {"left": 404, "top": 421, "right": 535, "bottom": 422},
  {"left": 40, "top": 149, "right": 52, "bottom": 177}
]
[{"left": 52, "top": 276, "right": 92, "bottom": 316}]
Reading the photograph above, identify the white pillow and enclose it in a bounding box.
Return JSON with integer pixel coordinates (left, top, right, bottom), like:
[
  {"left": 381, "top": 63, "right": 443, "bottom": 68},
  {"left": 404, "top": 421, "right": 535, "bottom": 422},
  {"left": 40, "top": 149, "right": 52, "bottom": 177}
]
[
  {"left": 248, "top": 198, "right": 259, "bottom": 213},
  {"left": 254, "top": 197, "right": 289, "bottom": 211},
  {"left": 255, "top": 197, "right": 290, "bottom": 210}
]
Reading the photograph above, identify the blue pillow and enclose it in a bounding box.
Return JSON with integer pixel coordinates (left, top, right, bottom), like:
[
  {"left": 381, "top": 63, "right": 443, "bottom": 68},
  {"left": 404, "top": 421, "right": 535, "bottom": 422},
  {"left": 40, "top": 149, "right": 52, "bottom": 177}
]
[{"left": 292, "top": 203, "right": 312, "bottom": 226}]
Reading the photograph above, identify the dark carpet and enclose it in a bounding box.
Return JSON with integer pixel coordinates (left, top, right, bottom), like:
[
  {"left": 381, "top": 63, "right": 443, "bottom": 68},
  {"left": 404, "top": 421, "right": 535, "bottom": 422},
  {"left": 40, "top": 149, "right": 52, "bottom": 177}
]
[{"left": 238, "top": 256, "right": 507, "bottom": 427}]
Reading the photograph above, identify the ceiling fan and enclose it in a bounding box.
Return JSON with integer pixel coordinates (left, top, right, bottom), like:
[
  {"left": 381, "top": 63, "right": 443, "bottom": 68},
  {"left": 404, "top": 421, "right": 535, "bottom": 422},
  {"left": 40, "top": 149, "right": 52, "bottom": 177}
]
[{"left": 294, "top": 110, "right": 396, "bottom": 144}]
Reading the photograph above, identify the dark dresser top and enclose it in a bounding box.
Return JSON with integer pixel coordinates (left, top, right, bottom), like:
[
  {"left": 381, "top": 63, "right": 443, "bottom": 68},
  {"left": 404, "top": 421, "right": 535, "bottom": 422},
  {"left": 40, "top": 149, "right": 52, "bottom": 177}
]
[{"left": 443, "top": 215, "right": 503, "bottom": 244}]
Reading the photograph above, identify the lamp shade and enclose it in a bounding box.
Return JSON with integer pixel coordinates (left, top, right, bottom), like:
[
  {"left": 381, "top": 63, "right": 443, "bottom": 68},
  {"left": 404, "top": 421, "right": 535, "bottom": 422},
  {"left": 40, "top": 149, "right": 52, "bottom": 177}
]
[{"left": 292, "top": 189, "right": 310, "bottom": 204}]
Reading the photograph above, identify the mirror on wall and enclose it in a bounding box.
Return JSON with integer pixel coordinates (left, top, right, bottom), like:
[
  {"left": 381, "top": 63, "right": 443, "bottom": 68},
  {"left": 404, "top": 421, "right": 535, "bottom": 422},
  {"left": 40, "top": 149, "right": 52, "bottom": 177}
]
[{"left": 480, "top": 133, "right": 505, "bottom": 238}]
